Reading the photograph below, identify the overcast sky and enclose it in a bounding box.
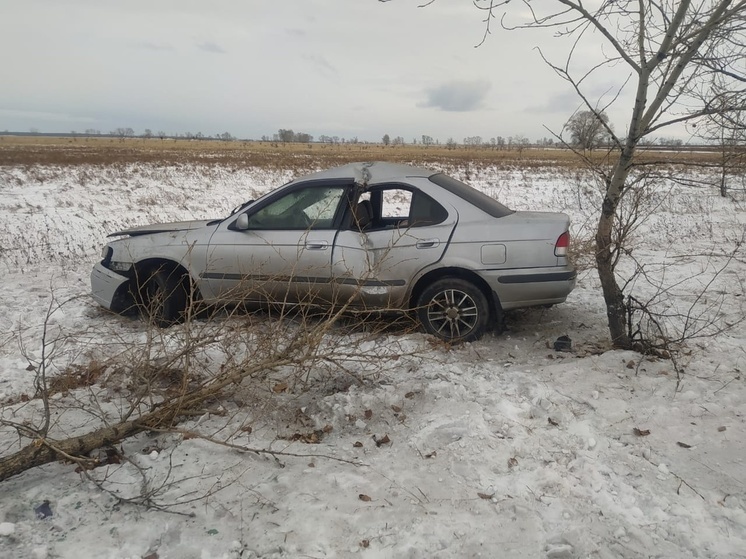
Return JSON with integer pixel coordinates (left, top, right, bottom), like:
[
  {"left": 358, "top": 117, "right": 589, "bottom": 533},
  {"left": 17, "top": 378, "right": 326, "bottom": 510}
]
[{"left": 1, "top": 0, "right": 641, "bottom": 143}]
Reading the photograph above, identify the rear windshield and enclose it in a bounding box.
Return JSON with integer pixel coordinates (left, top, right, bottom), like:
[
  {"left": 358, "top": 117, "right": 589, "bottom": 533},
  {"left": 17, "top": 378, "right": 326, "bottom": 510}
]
[{"left": 429, "top": 173, "right": 514, "bottom": 218}]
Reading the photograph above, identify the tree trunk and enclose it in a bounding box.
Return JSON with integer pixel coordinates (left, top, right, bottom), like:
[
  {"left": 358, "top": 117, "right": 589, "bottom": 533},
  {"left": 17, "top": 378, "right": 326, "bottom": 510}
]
[
  {"left": 0, "top": 419, "right": 145, "bottom": 483},
  {"left": 0, "top": 390, "right": 199, "bottom": 483},
  {"left": 595, "top": 151, "right": 635, "bottom": 349},
  {"left": 596, "top": 209, "right": 631, "bottom": 348},
  {"left": 1, "top": 353, "right": 293, "bottom": 483}
]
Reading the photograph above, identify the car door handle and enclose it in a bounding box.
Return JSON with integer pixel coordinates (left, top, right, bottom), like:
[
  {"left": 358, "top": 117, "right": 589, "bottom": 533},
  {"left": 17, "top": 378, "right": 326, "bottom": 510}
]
[
  {"left": 416, "top": 238, "right": 440, "bottom": 249},
  {"left": 305, "top": 240, "right": 329, "bottom": 250}
]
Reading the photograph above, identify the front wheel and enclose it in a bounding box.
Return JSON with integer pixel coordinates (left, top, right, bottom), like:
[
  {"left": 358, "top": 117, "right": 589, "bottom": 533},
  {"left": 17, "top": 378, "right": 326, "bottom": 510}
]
[
  {"left": 416, "top": 278, "right": 490, "bottom": 343},
  {"left": 139, "top": 268, "right": 189, "bottom": 327}
]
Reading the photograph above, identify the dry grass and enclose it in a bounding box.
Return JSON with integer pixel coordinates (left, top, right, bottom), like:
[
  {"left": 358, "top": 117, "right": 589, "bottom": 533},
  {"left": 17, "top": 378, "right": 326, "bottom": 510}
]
[
  {"left": 0, "top": 135, "right": 721, "bottom": 170},
  {"left": 47, "top": 361, "right": 109, "bottom": 395}
]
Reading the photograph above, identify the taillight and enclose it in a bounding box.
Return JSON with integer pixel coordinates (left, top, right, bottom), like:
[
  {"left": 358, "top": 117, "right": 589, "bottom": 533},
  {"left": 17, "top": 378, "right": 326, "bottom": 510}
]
[{"left": 554, "top": 232, "right": 569, "bottom": 257}]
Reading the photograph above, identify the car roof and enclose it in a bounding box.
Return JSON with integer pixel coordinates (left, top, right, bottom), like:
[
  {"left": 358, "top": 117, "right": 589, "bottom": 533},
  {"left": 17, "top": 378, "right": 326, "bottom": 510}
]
[{"left": 291, "top": 162, "right": 436, "bottom": 185}]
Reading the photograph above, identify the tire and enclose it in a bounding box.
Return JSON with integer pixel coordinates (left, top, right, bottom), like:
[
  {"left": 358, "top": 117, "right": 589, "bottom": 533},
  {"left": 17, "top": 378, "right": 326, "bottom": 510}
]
[
  {"left": 416, "top": 278, "right": 490, "bottom": 343},
  {"left": 140, "top": 268, "right": 189, "bottom": 327}
]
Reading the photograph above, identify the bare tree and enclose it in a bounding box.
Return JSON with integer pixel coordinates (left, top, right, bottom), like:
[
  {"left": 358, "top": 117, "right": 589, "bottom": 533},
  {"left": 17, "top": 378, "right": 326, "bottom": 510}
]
[
  {"left": 692, "top": 85, "right": 746, "bottom": 197},
  {"left": 413, "top": 0, "right": 746, "bottom": 348},
  {"left": 511, "top": 133, "right": 530, "bottom": 155},
  {"left": 112, "top": 127, "right": 135, "bottom": 138},
  {"left": 565, "top": 110, "right": 612, "bottom": 150},
  {"left": 382, "top": 134, "right": 391, "bottom": 146},
  {"left": 276, "top": 129, "right": 295, "bottom": 143},
  {"left": 1, "top": 234, "right": 426, "bottom": 483}
]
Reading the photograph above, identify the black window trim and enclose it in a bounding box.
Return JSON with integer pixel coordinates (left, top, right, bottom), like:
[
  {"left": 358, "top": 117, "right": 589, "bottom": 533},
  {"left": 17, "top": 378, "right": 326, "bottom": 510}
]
[{"left": 354, "top": 182, "right": 450, "bottom": 230}]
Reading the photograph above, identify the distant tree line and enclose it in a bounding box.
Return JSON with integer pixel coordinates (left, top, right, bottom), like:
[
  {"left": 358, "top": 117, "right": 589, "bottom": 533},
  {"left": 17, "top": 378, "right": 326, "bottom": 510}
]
[
  {"left": 7, "top": 126, "right": 718, "bottom": 152},
  {"left": 68, "top": 128, "right": 235, "bottom": 141},
  {"left": 268, "top": 129, "right": 314, "bottom": 143}
]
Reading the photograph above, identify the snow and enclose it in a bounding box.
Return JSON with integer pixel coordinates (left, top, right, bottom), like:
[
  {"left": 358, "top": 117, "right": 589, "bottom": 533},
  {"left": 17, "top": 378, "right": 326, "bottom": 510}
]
[
  {"left": 1, "top": 163, "right": 745, "bottom": 558},
  {"left": 0, "top": 522, "right": 15, "bottom": 537}
]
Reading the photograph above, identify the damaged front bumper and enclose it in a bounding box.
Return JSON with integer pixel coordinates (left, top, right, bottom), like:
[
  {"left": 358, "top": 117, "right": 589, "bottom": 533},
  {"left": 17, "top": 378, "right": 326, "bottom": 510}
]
[{"left": 90, "top": 262, "right": 133, "bottom": 313}]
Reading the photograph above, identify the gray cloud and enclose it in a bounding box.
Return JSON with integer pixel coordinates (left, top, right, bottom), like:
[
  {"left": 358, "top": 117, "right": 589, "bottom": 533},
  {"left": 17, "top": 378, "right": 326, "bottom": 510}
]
[
  {"left": 197, "top": 41, "right": 226, "bottom": 54},
  {"left": 136, "top": 41, "right": 174, "bottom": 52},
  {"left": 303, "top": 54, "right": 338, "bottom": 78},
  {"left": 421, "top": 80, "right": 491, "bottom": 112},
  {"left": 527, "top": 91, "right": 578, "bottom": 114},
  {"left": 0, "top": 108, "right": 96, "bottom": 124}
]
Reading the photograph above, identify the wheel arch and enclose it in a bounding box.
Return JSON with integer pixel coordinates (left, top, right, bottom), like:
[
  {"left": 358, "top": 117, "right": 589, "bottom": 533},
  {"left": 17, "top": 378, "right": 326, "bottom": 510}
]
[
  {"left": 409, "top": 267, "right": 503, "bottom": 322},
  {"left": 131, "top": 258, "right": 199, "bottom": 300}
]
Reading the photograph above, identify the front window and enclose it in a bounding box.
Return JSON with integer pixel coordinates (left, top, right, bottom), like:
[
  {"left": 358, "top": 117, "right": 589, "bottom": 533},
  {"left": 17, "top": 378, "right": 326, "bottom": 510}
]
[{"left": 246, "top": 186, "right": 346, "bottom": 230}]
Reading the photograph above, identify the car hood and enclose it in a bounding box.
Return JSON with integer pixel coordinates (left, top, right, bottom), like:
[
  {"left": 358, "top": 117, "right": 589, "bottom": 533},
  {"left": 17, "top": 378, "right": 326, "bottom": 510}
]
[{"left": 108, "top": 219, "right": 218, "bottom": 237}]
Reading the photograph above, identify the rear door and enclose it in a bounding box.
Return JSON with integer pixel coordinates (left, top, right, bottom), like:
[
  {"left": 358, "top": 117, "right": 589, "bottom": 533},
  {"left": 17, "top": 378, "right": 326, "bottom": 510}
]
[{"left": 332, "top": 184, "right": 457, "bottom": 309}]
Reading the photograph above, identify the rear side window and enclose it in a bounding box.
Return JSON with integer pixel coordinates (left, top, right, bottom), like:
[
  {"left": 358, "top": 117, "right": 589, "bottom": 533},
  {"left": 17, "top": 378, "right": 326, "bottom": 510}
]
[
  {"left": 367, "top": 187, "right": 448, "bottom": 229},
  {"left": 409, "top": 191, "right": 448, "bottom": 226},
  {"left": 429, "top": 173, "right": 514, "bottom": 218}
]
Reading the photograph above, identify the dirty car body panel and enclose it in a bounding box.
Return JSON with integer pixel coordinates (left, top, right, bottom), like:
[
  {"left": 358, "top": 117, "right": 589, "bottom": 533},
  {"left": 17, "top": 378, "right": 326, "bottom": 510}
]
[{"left": 91, "top": 162, "right": 576, "bottom": 341}]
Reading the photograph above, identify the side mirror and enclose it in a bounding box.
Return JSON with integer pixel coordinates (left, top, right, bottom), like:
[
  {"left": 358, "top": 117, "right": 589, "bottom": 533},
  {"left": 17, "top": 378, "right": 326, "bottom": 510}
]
[{"left": 235, "top": 213, "right": 249, "bottom": 230}]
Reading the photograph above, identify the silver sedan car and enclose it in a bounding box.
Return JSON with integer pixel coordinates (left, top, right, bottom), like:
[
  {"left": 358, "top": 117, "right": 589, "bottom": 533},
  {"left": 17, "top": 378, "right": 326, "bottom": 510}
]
[{"left": 91, "top": 162, "right": 575, "bottom": 342}]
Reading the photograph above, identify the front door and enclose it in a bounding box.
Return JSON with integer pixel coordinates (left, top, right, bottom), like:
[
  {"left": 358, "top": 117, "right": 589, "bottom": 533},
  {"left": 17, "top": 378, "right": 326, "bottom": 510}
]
[{"left": 202, "top": 183, "right": 348, "bottom": 306}]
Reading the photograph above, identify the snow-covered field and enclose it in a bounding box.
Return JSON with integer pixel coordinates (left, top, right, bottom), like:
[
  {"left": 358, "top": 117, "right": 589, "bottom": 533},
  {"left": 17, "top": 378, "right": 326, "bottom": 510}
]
[{"left": 1, "top": 162, "right": 745, "bottom": 558}]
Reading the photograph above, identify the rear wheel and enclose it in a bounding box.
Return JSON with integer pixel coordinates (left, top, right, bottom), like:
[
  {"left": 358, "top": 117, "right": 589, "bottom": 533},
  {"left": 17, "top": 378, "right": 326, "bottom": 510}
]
[
  {"left": 139, "top": 268, "right": 189, "bottom": 327},
  {"left": 416, "top": 278, "right": 490, "bottom": 343}
]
